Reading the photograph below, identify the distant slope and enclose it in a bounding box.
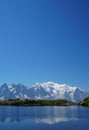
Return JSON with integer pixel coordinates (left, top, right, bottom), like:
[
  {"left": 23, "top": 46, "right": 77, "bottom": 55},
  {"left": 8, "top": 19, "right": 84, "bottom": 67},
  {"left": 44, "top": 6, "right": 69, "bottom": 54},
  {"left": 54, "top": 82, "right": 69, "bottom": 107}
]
[{"left": 0, "top": 82, "right": 89, "bottom": 102}]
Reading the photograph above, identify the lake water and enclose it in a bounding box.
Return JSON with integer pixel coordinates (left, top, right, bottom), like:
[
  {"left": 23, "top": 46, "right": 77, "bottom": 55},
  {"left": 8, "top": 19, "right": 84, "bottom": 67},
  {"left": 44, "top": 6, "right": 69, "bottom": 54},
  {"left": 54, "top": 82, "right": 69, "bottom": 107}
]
[{"left": 0, "top": 106, "right": 89, "bottom": 130}]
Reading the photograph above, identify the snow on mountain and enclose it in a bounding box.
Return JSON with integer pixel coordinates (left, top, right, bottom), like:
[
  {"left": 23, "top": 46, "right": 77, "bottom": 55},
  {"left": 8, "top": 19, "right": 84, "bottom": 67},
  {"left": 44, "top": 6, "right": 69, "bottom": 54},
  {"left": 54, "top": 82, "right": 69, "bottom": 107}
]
[{"left": 0, "top": 82, "right": 89, "bottom": 102}]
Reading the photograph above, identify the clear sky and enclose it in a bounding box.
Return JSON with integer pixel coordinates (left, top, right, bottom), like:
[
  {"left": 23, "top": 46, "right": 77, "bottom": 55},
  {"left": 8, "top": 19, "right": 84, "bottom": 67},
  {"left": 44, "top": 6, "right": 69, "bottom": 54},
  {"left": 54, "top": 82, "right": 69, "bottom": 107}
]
[{"left": 0, "top": 0, "right": 89, "bottom": 90}]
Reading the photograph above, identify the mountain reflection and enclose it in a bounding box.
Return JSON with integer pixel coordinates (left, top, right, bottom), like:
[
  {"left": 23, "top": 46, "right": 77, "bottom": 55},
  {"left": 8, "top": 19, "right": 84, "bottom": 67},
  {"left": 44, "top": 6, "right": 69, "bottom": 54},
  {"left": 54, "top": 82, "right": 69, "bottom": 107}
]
[{"left": 0, "top": 106, "right": 88, "bottom": 124}]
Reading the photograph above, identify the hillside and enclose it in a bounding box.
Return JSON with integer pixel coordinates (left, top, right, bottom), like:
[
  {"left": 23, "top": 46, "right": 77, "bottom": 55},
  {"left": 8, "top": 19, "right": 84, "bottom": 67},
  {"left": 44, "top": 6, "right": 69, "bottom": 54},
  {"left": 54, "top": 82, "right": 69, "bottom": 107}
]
[{"left": 80, "top": 97, "right": 89, "bottom": 106}]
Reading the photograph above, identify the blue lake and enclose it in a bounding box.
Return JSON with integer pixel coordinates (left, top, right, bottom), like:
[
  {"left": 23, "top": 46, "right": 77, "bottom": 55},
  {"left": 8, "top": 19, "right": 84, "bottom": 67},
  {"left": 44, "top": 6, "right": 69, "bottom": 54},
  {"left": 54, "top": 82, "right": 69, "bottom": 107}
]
[{"left": 0, "top": 106, "right": 89, "bottom": 130}]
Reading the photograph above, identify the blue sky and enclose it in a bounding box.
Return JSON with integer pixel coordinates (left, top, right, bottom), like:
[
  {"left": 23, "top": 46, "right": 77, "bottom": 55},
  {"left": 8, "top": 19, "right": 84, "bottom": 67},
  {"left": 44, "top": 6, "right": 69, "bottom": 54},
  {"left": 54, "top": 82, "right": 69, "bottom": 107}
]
[{"left": 0, "top": 0, "right": 89, "bottom": 90}]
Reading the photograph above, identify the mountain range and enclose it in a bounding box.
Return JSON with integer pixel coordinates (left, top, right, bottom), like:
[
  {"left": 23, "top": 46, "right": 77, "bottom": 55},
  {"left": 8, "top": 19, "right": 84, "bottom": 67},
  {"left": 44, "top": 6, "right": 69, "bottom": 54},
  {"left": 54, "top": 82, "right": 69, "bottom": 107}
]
[{"left": 0, "top": 82, "right": 89, "bottom": 102}]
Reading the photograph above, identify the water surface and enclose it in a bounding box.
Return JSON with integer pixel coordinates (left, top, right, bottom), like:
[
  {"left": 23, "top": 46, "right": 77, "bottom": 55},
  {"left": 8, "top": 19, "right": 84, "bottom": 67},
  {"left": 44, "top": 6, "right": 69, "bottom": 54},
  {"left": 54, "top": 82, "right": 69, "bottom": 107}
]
[{"left": 0, "top": 106, "right": 89, "bottom": 130}]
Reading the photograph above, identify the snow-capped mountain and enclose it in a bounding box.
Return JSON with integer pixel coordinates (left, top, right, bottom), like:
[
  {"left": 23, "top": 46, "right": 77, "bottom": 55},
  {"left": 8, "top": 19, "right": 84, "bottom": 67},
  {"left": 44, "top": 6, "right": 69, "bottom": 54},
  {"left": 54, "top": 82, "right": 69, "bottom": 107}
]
[{"left": 0, "top": 82, "right": 89, "bottom": 102}]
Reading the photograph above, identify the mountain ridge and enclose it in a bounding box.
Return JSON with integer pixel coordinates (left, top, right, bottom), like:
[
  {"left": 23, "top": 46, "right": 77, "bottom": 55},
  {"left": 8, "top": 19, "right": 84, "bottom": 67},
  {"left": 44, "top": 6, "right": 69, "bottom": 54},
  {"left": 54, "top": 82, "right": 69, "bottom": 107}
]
[{"left": 0, "top": 82, "right": 89, "bottom": 102}]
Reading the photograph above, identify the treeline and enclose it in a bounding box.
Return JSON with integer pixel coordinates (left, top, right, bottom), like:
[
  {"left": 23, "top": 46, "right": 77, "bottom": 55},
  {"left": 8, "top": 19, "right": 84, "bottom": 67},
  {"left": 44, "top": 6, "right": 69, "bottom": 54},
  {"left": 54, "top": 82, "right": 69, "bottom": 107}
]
[{"left": 0, "top": 99, "right": 77, "bottom": 106}]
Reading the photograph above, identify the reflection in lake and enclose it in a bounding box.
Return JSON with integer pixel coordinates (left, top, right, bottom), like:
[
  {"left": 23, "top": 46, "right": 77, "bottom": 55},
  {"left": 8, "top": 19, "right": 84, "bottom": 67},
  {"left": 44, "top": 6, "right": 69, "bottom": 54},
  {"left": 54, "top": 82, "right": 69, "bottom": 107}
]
[{"left": 0, "top": 106, "right": 89, "bottom": 130}]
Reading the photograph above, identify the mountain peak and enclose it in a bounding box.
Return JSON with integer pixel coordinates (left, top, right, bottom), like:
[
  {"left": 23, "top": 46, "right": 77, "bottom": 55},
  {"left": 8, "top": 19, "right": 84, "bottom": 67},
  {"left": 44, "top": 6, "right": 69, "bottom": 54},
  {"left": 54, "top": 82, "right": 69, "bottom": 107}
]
[{"left": 0, "top": 82, "right": 89, "bottom": 102}]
